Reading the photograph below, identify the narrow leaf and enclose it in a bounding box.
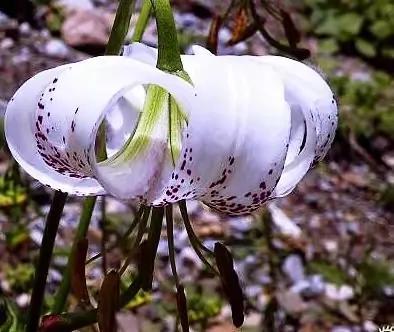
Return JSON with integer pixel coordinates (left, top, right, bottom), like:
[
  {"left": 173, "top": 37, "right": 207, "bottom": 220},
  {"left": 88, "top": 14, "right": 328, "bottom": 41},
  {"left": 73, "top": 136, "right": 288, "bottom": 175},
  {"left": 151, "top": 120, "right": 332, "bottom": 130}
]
[
  {"left": 71, "top": 238, "right": 91, "bottom": 308},
  {"left": 214, "top": 243, "right": 244, "bottom": 327},
  {"left": 98, "top": 271, "right": 120, "bottom": 332}
]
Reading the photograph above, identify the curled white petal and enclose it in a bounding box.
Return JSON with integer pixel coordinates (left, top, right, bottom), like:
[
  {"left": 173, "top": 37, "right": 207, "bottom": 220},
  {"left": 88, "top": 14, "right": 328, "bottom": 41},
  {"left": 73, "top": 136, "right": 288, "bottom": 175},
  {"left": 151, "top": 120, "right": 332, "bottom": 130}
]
[{"left": 5, "top": 44, "right": 338, "bottom": 216}]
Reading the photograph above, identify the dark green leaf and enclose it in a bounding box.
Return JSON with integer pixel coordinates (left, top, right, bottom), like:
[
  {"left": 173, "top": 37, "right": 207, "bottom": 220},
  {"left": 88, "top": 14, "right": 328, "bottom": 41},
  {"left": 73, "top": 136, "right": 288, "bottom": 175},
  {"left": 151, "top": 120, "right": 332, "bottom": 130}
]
[{"left": 355, "top": 38, "right": 377, "bottom": 57}]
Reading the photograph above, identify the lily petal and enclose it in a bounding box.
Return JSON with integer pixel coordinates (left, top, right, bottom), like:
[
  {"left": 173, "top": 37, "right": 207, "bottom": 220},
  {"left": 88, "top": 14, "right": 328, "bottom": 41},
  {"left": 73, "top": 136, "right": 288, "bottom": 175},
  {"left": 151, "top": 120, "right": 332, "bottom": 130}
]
[
  {"left": 6, "top": 56, "right": 196, "bottom": 198},
  {"left": 153, "top": 54, "right": 291, "bottom": 215},
  {"left": 5, "top": 64, "right": 106, "bottom": 195},
  {"left": 256, "top": 56, "right": 337, "bottom": 196}
]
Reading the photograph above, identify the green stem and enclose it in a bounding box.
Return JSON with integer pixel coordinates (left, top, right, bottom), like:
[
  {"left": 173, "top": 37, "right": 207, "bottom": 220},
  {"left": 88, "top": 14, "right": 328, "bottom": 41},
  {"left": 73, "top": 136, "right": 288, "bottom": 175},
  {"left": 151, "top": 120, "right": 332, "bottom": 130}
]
[
  {"left": 149, "top": 0, "right": 183, "bottom": 72},
  {"left": 26, "top": 191, "right": 67, "bottom": 332},
  {"left": 51, "top": 0, "right": 135, "bottom": 315},
  {"left": 132, "top": 0, "right": 152, "bottom": 42},
  {"left": 52, "top": 197, "right": 96, "bottom": 314},
  {"left": 105, "top": 0, "right": 136, "bottom": 55}
]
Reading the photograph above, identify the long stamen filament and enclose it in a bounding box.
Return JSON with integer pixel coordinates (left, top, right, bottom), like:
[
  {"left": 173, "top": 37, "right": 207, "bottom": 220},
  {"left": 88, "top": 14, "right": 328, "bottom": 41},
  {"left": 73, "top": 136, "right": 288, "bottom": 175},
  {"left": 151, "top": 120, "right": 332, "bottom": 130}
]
[
  {"left": 86, "top": 206, "right": 144, "bottom": 265},
  {"left": 119, "top": 206, "right": 151, "bottom": 275},
  {"left": 178, "top": 201, "right": 219, "bottom": 276}
]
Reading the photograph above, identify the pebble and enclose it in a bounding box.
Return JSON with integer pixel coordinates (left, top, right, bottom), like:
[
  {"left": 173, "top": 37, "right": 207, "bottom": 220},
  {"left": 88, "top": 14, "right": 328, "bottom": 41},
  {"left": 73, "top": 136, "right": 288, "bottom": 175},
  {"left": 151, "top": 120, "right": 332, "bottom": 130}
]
[
  {"left": 291, "top": 274, "right": 325, "bottom": 298},
  {"left": 44, "top": 39, "right": 70, "bottom": 58},
  {"left": 282, "top": 254, "right": 305, "bottom": 283},
  {"left": 19, "top": 22, "right": 31, "bottom": 35},
  {"left": 59, "top": 0, "right": 94, "bottom": 10},
  {"left": 268, "top": 203, "right": 302, "bottom": 238},
  {"left": 325, "top": 283, "right": 354, "bottom": 301},
  {"left": 0, "top": 38, "right": 15, "bottom": 49},
  {"left": 16, "top": 293, "right": 30, "bottom": 308}
]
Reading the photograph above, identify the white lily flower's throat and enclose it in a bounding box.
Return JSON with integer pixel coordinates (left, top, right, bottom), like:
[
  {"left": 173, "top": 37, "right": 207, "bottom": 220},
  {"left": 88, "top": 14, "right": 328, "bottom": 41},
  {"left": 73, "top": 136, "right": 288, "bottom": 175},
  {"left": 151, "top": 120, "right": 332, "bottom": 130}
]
[{"left": 5, "top": 44, "right": 338, "bottom": 216}]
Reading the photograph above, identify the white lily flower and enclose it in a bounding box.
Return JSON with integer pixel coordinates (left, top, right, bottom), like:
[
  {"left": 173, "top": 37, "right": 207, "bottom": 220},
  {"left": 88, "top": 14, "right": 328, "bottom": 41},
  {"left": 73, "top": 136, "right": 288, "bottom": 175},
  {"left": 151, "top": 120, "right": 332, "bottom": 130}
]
[{"left": 5, "top": 43, "right": 337, "bottom": 215}]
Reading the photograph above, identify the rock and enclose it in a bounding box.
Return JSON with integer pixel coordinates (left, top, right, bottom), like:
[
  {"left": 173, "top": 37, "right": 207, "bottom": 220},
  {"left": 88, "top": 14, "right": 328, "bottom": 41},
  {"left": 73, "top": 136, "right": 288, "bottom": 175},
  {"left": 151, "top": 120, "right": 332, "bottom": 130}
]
[
  {"left": 207, "top": 322, "right": 236, "bottom": 332},
  {"left": 277, "top": 290, "right": 308, "bottom": 314},
  {"left": 325, "top": 284, "right": 354, "bottom": 301},
  {"left": 61, "top": 8, "right": 114, "bottom": 48},
  {"left": 268, "top": 203, "right": 302, "bottom": 239},
  {"left": 291, "top": 274, "right": 325, "bottom": 298},
  {"left": 228, "top": 215, "right": 253, "bottom": 236},
  {"left": 282, "top": 254, "right": 305, "bottom": 284},
  {"left": 245, "top": 285, "right": 263, "bottom": 298},
  {"left": 117, "top": 312, "right": 139, "bottom": 332},
  {"left": 44, "top": 39, "right": 70, "bottom": 58},
  {"left": 177, "top": 247, "right": 203, "bottom": 280},
  {"left": 0, "top": 11, "right": 9, "bottom": 25},
  {"left": 19, "top": 22, "right": 31, "bottom": 35},
  {"left": 331, "top": 326, "right": 352, "bottom": 332},
  {"left": 363, "top": 321, "right": 378, "bottom": 332},
  {"left": 59, "top": 0, "right": 94, "bottom": 10},
  {"left": 16, "top": 293, "right": 30, "bottom": 308},
  {"left": 0, "top": 99, "right": 6, "bottom": 117},
  {"left": 48, "top": 268, "right": 63, "bottom": 283},
  {"left": 243, "top": 312, "right": 261, "bottom": 327},
  {"left": 0, "top": 38, "right": 14, "bottom": 49},
  {"left": 323, "top": 240, "right": 338, "bottom": 253}
]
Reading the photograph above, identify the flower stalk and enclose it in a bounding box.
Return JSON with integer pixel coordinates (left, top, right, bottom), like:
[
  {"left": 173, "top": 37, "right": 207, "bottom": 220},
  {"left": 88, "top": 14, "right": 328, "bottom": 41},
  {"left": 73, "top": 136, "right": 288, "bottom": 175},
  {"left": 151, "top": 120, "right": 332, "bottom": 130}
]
[
  {"left": 52, "top": 196, "right": 96, "bottom": 314},
  {"left": 132, "top": 0, "right": 152, "bottom": 42},
  {"left": 26, "top": 191, "right": 67, "bottom": 332}
]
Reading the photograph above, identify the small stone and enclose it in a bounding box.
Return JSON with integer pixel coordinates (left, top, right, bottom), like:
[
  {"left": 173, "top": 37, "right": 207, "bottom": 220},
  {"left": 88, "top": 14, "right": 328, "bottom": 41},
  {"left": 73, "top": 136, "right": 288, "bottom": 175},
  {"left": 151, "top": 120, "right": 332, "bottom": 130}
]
[
  {"left": 177, "top": 247, "right": 203, "bottom": 280},
  {"left": 282, "top": 254, "right": 305, "bottom": 283},
  {"left": 44, "top": 39, "right": 70, "bottom": 58},
  {"left": 243, "top": 312, "right": 261, "bottom": 327},
  {"left": 19, "top": 22, "right": 31, "bottom": 35},
  {"left": 0, "top": 38, "right": 14, "bottom": 49},
  {"left": 268, "top": 203, "right": 302, "bottom": 239},
  {"left": 331, "top": 326, "right": 352, "bottom": 332},
  {"left": 363, "top": 321, "right": 378, "bottom": 332},
  {"left": 16, "top": 293, "right": 30, "bottom": 308},
  {"left": 325, "top": 283, "right": 354, "bottom": 301},
  {"left": 61, "top": 8, "right": 114, "bottom": 48},
  {"left": 59, "top": 0, "right": 94, "bottom": 10}
]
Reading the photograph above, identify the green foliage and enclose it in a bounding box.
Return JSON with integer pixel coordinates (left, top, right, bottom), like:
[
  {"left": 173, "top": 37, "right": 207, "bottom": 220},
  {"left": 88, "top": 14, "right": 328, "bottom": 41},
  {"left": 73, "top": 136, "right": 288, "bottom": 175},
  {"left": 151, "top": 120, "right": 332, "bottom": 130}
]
[
  {"left": 5, "top": 225, "right": 30, "bottom": 249},
  {"left": 379, "top": 184, "right": 394, "bottom": 211},
  {"left": 0, "top": 173, "right": 27, "bottom": 209},
  {"left": 309, "top": 260, "right": 348, "bottom": 285},
  {"left": 187, "top": 287, "right": 222, "bottom": 323},
  {"left": 329, "top": 70, "right": 394, "bottom": 141},
  {"left": 5, "top": 264, "right": 35, "bottom": 293},
  {"left": 304, "top": 0, "right": 394, "bottom": 58},
  {"left": 358, "top": 260, "right": 394, "bottom": 297},
  {"left": 0, "top": 295, "right": 23, "bottom": 331}
]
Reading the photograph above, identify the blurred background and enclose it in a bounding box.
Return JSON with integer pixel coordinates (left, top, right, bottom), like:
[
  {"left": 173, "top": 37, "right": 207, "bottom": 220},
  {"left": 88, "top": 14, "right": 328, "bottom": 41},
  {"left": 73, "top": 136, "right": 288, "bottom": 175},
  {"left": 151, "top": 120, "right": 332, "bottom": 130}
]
[{"left": 0, "top": 0, "right": 393, "bottom": 331}]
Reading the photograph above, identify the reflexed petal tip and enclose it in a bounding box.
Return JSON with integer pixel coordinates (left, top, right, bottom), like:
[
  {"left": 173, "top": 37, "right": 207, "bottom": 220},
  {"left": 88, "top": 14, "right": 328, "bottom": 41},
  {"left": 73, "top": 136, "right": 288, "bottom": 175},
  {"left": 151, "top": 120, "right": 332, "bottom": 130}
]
[{"left": 5, "top": 43, "right": 338, "bottom": 216}]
